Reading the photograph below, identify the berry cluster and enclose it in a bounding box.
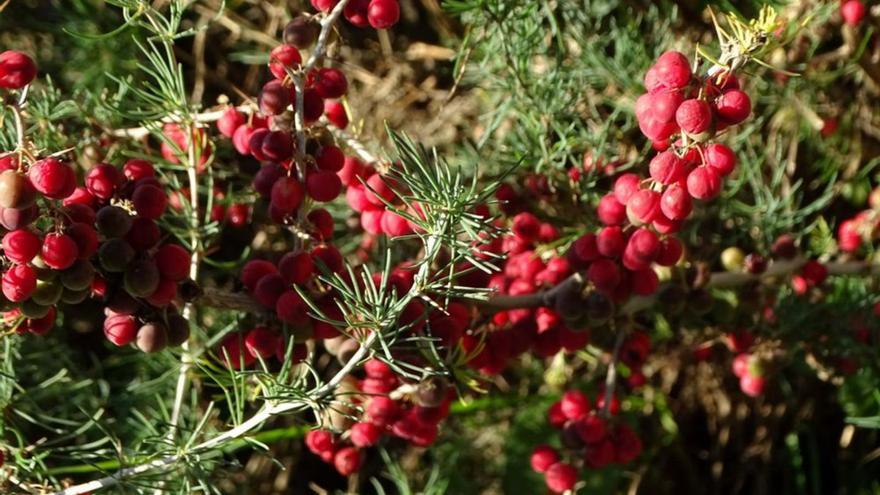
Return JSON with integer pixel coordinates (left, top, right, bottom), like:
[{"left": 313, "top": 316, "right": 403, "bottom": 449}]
[
  {"left": 311, "top": 0, "right": 401, "bottom": 30},
  {"left": 0, "top": 153, "right": 192, "bottom": 350},
  {"left": 530, "top": 390, "right": 642, "bottom": 493},
  {"left": 304, "top": 359, "right": 451, "bottom": 475}
]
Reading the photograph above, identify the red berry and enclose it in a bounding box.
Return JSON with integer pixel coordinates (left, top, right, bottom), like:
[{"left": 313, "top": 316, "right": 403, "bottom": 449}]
[
  {"left": 649, "top": 151, "right": 686, "bottom": 185},
  {"left": 626, "top": 189, "right": 662, "bottom": 225},
  {"left": 597, "top": 226, "right": 625, "bottom": 258},
  {"left": 660, "top": 182, "right": 692, "bottom": 220},
  {"left": 739, "top": 373, "right": 766, "bottom": 397},
  {"left": 241, "top": 260, "right": 277, "bottom": 292},
  {"left": 338, "top": 156, "right": 365, "bottom": 186},
  {"left": 155, "top": 244, "right": 191, "bottom": 281},
  {"left": 0, "top": 51, "right": 37, "bottom": 89},
  {"left": 244, "top": 326, "right": 280, "bottom": 359},
  {"left": 219, "top": 334, "right": 255, "bottom": 369},
  {"left": 367, "top": 0, "right": 400, "bottom": 29},
  {"left": 649, "top": 51, "right": 691, "bottom": 91},
  {"left": 275, "top": 290, "right": 308, "bottom": 324},
  {"left": 344, "top": 0, "right": 371, "bottom": 27},
  {"left": 2, "top": 264, "right": 36, "bottom": 302},
  {"left": 333, "top": 447, "right": 362, "bottom": 476},
  {"left": 216, "top": 108, "right": 245, "bottom": 138},
  {"left": 2, "top": 229, "right": 41, "bottom": 264},
  {"left": 686, "top": 166, "right": 721, "bottom": 200},
  {"left": 310, "top": 67, "right": 348, "bottom": 98},
  {"left": 613, "top": 173, "right": 641, "bottom": 205},
  {"left": 530, "top": 445, "right": 559, "bottom": 473},
  {"left": 42, "top": 233, "right": 79, "bottom": 270},
  {"left": 85, "top": 163, "right": 123, "bottom": 200},
  {"left": 544, "top": 462, "right": 577, "bottom": 494},
  {"left": 269, "top": 44, "right": 302, "bottom": 80},
  {"left": 132, "top": 184, "right": 168, "bottom": 220},
  {"left": 838, "top": 219, "right": 862, "bottom": 253},
  {"left": 588, "top": 258, "right": 621, "bottom": 293},
  {"left": 597, "top": 193, "right": 626, "bottom": 226},
  {"left": 253, "top": 163, "right": 284, "bottom": 197},
  {"left": 801, "top": 259, "right": 828, "bottom": 285},
  {"left": 560, "top": 390, "right": 591, "bottom": 420},
  {"left": 571, "top": 233, "right": 599, "bottom": 263},
  {"left": 842, "top": 0, "right": 866, "bottom": 26},
  {"left": 613, "top": 424, "right": 643, "bottom": 463},
  {"left": 575, "top": 414, "right": 607, "bottom": 444},
  {"left": 306, "top": 170, "right": 343, "bottom": 202},
  {"left": 271, "top": 177, "right": 305, "bottom": 212},
  {"left": 715, "top": 89, "right": 751, "bottom": 125},
  {"left": 315, "top": 145, "right": 345, "bottom": 172},
  {"left": 308, "top": 208, "right": 335, "bottom": 239},
  {"left": 631, "top": 268, "right": 659, "bottom": 295},
  {"left": 311, "top": 0, "right": 339, "bottom": 12},
  {"left": 104, "top": 314, "right": 138, "bottom": 346},
  {"left": 512, "top": 212, "right": 541, "bottom": 242},
  {"left": 324, "top": 100, "right": 349, "bottom": 129},
  {"left": 365, "top": 173, "right": 395, "bottom": 205},
  {"left": 25, "top": 307, "right": 55, "bottom": 335},
  {"left": 232, "top": 125, "right": 256, "bottom": 155},
  {"left": 258, "top": 80, "right": 291, "bottom": 116},
  {"left": 254, "top": 273, "right": 287, "bottom": 308},
  {"left": 676, "top": 99, "right": 713, "bottom": 135},
  {"left": 361, "top": 208, "right": 384, "bottom": 234},
  {"left": 125, "top": 217, "right": 160, "bottom": 251},
  {"left": 656, "top": 237, "right": 683, "bottom": 266},
  {"left": 625, "top": 228, "right": 660, "bottom": 267},
  {"left": 311, "top": 244, "right": 344, "bottom": 273},
  {"left": 381, "top": 210, "right": 413, "bottom": 236},
  {"left": 28, "top": 158, "right": 75, "bottom": 199},
  {"left": 704, "top": 143, "right": 736, "bottom": 177},
  {"left": 278, "top": 251, "right": 314, "bottom": 285},
  {"left": 350, "top": 422, "right": 382, "bottom": 448}
]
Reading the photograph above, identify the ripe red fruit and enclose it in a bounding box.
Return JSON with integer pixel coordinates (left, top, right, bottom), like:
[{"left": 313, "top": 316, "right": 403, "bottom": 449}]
[
  {"left": 613, "top": 173, "right": 641, "bottom": 205},
  {"left": 512, "top": 212, "right": 541, "bottom": 242},
  {"left": 253, "top": 163, "right": 284, "bottom": 197},
  {"left": 686, "top": 166, "right": 722, "bottom": 200},
  {"left": 310, "top": 67, "right": 348, "bottom": 99},
  {"left": 324, "top": 100, "right": 349, "bottom": 129},
  {"left": 841, "top": 0, "right": 866, "bottom": 26},
  {"left": 2, "top": 264, "right": 36, "bottom": 302},
  {"left": 132, "top": 184, "right": 168, "bottom": 220},
  {"left": 715, "top": 89, "right": 751, "bottom": 125},
  {"left": 381, "top": 210, "right": 413, "bottom": 236},
  {"left": 275, "top": 290, "right": 308, "bottom": 324},
  {"left": 232, "top": 125, "right": 256, "bottom": 155},
  {"left": 311, "top": 244, "right": 344, "bottom": 273},
  {"left": 278, "top": 251, "right": 314, "bottom": 285},
  {"left": 801, "top": 259, "right": 828, "bottom": 285},
  {"left": 311, "top": 0, "right": 339, "bottom": 12},
  {"left": 649, "top": 151, "right": 686, "bottom": 185},
  {"left": 588, "top": 258, "right": 621, "bottom": 293},
  {"left": 216, "top": 108, "right": 245, "bottom": 138},
  {"left": 626, "top": 189, "right": 662, "bottom": 225},
  {"left": 156, "top": 244, "right": 191, "bottom": 281},
  {"left": 656, "top": 237, "right": 683, "bottom": 266},
  {"left": 306, "top": 170, "right": 343, "bottom": 202},
  {"left": 259, "top": 80, "right": 291, "bottom": 116},
  {"left": 365, "top": 173, "right": 395, "bottom": 205},
  {"left": 676, "top": 99, "right": 713, "bottom": 135},
  {"left": 660, "top": 183, "right": 692, "bottom": 220},
  {"left": 315, "top": 145, "right": 345, "bottom": 172},
  {"left": 613, "top": 424, "right": 643, "bottom": 463},
  {"left": 244, "top": 326, "right": 280, "bottom": 359},
  {"left": 334, "top": 447, "right": 362, "bottom": 476},
  {"left": 699, "top": 145, "right": 734, "bottom": 178},
  {"left": 367, "top": 0, "right": 400, "bottom": 29},
  {"left": 631, "top": 268, "right": 659, "bottom": 295},
  {"left": 338, "top": 156, "right": 365, "bottom": 186},
  {"left": 350, "top": 422, "right": 382, "bottom": 448},
  {"left": 85, "top": 163, "right": 123, "bottom": 200},
  {"left": 241, "top": 260, "right": 277, "bottom": 291},
  {"left": 269, "top": 44, "right": 302, "bottom": 80},
  {"left": 597, "top": 193, "right": 626, "bottom": 226},
  {"left": 260, "top": 130, "right": 294, "bottom": 162},
  {"left": 739, "top": 373, "right": 766, "bottom": 397},
  {"left": 2, "top": 229, "right": 41, "bottom": 264},
  {"left": 219, "top": 334, "right": 256, "bottom": 369},
  {"left": 42, "top": 233, "right": 79, "bottom": 270},
  {"left": 271, "top": 177, "right": 305, "bottom": 212},
  {"left": 571, "top": 233, "right": 599, "bottom": 264},
  {"left": 0, "top": 51, "right": 37, "bottom": 89},
  {"left": 308, "top": 208, "right": 335, "bottom": 239},
  {"left": 560, "top": 390, "right": 591, "bottom": 420},
  {"left": 125, "top": 217, "right": 160, "bottom": 251},
  {"left": 838, "top": 219, "right": 861, "bottom": 253},
  {"left": 597, "top": 226, "right": 625, "bottom": 258},
  {"left": 28, "top": 158, "right": 76, "bottom": 199},
  {"left": 254, "top": 273, "right": 287, "bottom": 308},
  {"left": 649, "top": 51, "right": 691, "bottom": 91},
  {"left": 544, "top": 462, "right": 577, "bottom": 494},
  {"left": 530, "top": 445, "right": 559, "bottom": 473},
  {"left": 104, "top": 314, "right": 137, "bottom": 346},
  {"left": 361, "top": 208, "right": 384, "bottom": 234},
  {"left": 576, "top": 414, "right": 607, "bottom": 444},
  {"left": 344, "top": 0, "right": 371, "bottom": 27},
  {"left": 302, "top": 88, "right": 326, "bottom": 123}
]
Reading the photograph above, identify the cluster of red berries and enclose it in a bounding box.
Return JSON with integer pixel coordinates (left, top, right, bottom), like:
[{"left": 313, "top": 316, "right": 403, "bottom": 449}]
[
  {"left": 304, "top": 359, "right": 451, "bottom": 475},
  {"left": 217, "top": 325, "right": 308, "bottom": 369},
  {"left": 311, "top": 0, "right": 400, "bottom": 30},
  {"left": 530, "top": 390, "right": 642, "bottom": 493},
  {"left": 0, "top": 153, "right": 192, "bottom": 351}
]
